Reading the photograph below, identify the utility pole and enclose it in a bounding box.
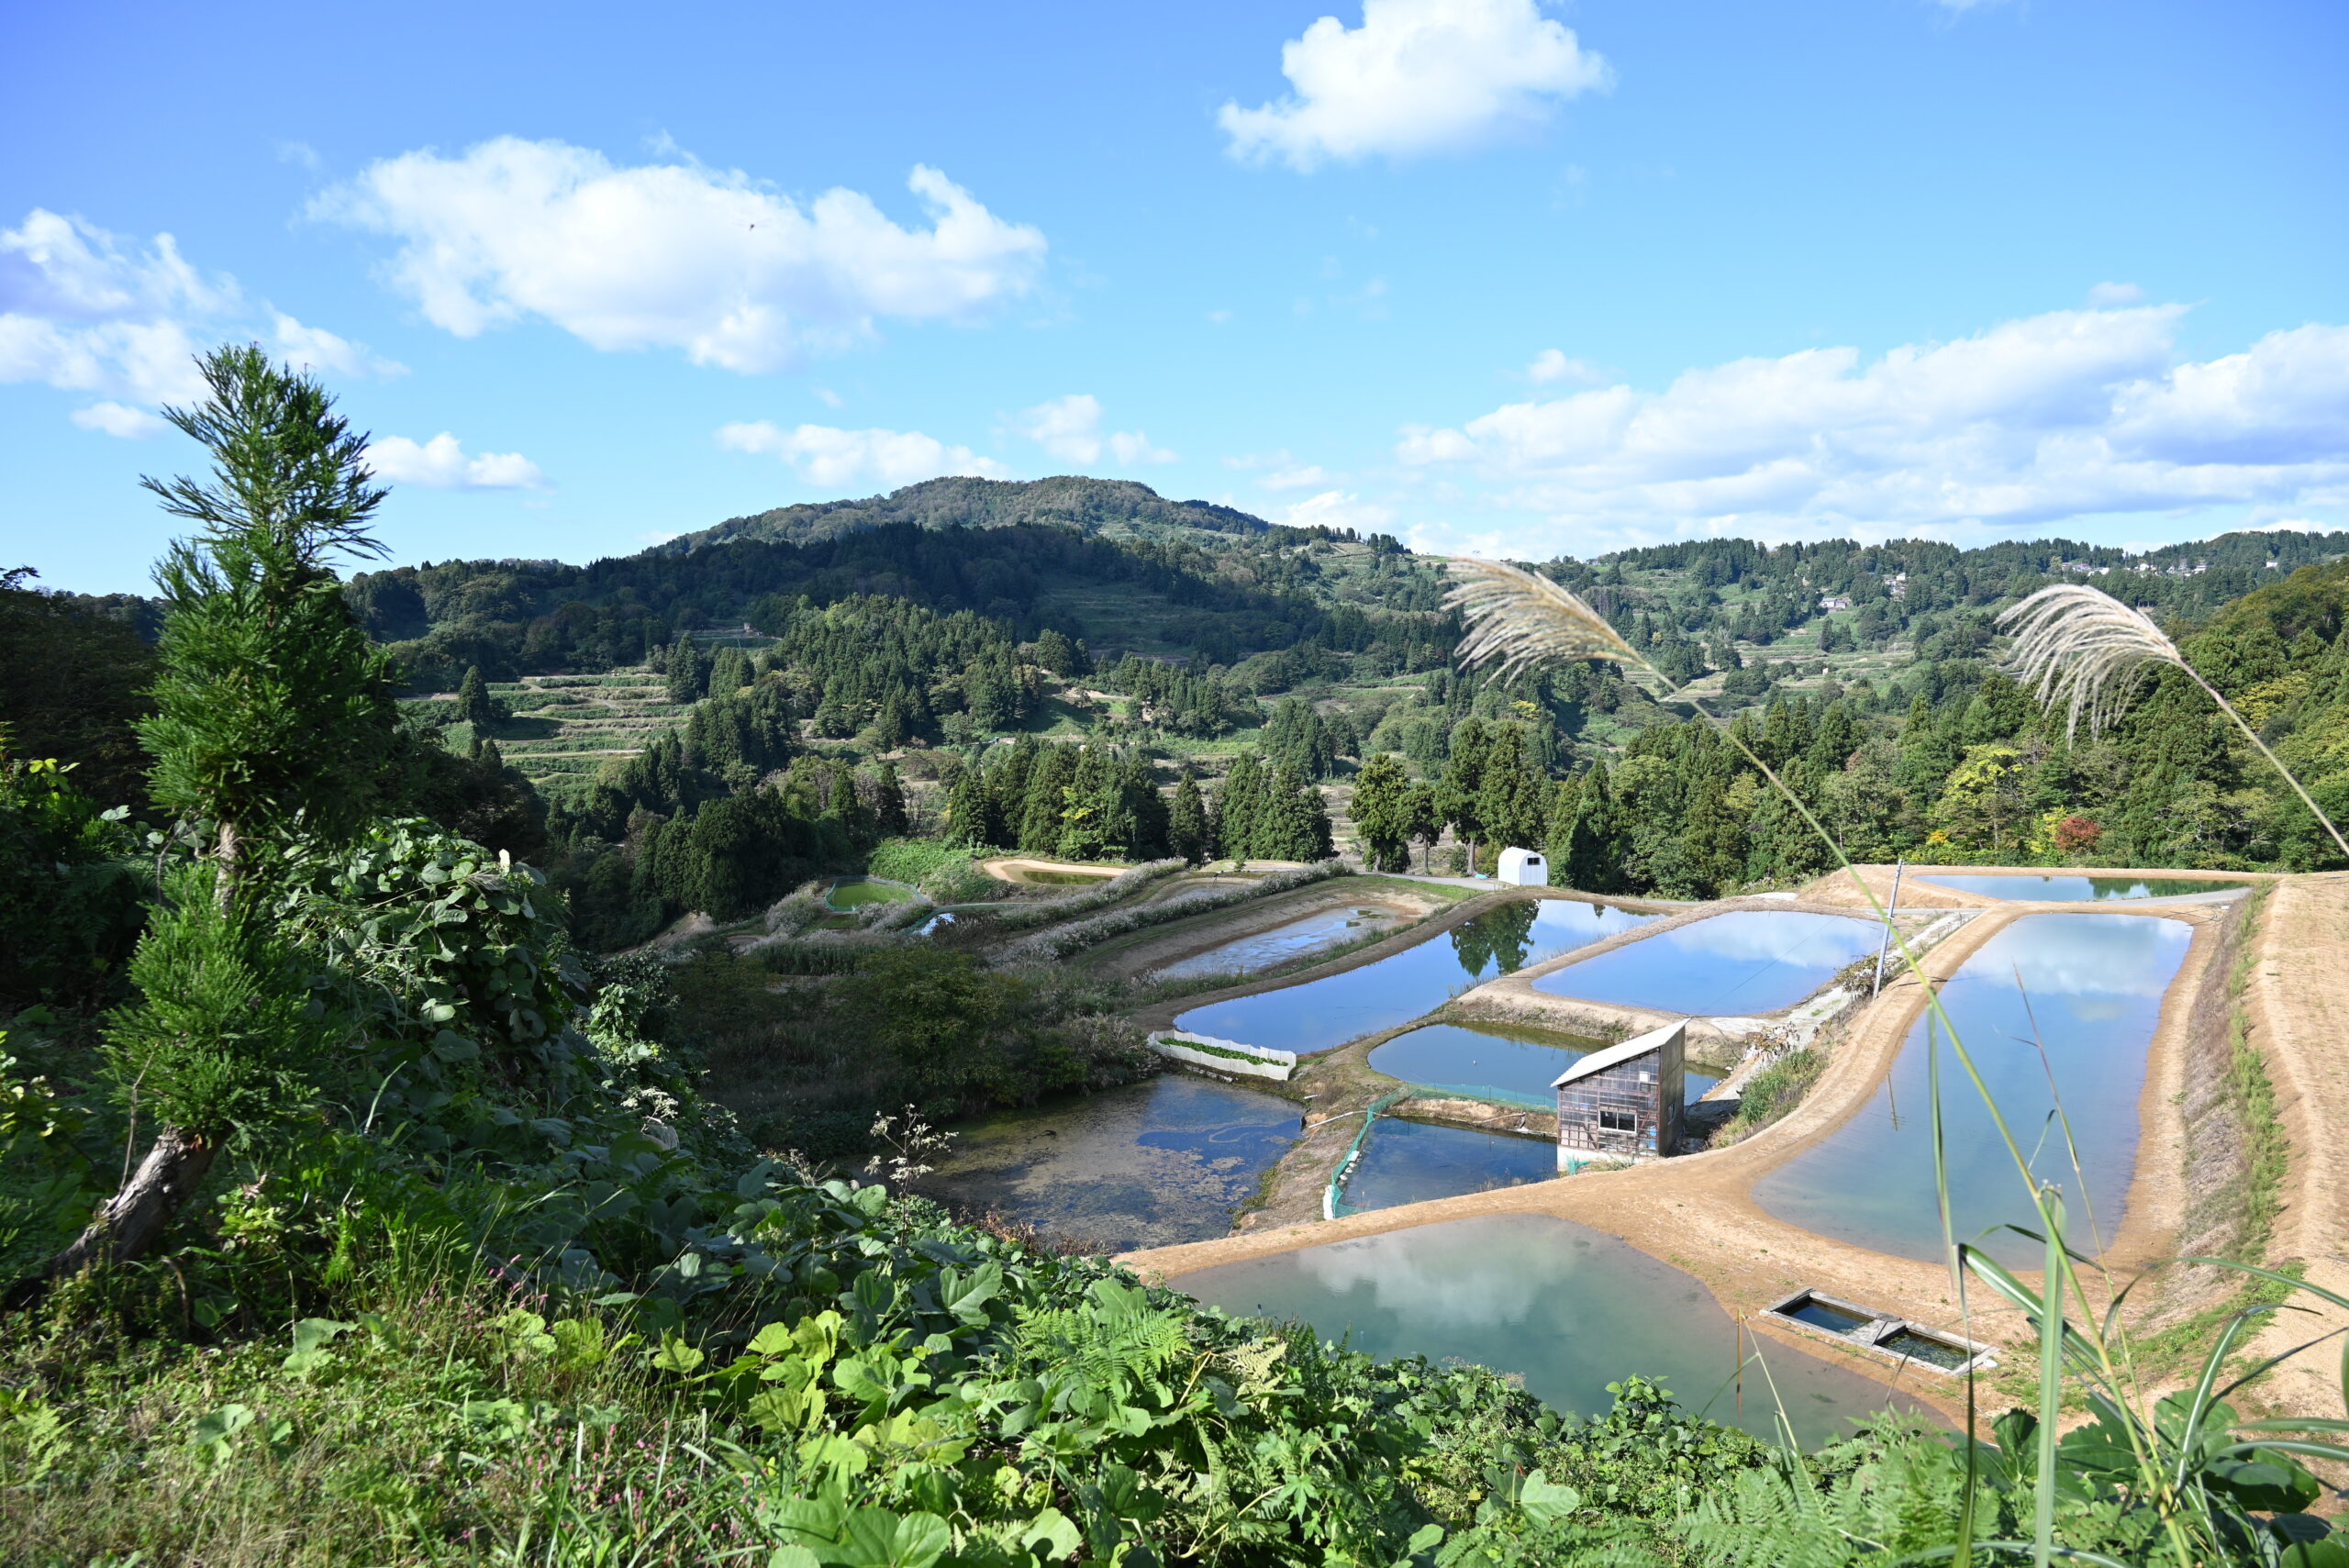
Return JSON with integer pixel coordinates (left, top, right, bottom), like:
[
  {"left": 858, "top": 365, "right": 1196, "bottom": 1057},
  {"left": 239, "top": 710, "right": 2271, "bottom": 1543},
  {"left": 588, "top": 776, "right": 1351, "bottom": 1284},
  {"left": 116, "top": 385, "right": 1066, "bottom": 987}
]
[{"left": 1871, "top": 858, "right": 1906, "bottom": 995}]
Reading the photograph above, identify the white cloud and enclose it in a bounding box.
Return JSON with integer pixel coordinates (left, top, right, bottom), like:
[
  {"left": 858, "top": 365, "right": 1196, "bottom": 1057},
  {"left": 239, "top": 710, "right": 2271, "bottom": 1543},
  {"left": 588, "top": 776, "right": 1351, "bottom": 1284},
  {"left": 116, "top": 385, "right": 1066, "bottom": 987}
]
[
  {"left": 1262, "top": 464, "right": 1330, "bottom": 490},
  {"left": 2088, "top": 281, "right": 2145, "bottom": 306},
  {"left": 366, "top": 432, "right": 545, "bottom": 489},
  {"left": 1396, "top": 305, "right": 2349, "bottom": 546},
  {"left": 0, "top": 207, "right": 396, "bottom": 433},
  {"left": 1279, "top": 489, "right": 1396, "bottom": 533},
  {"left": 315, "top": 138, "right": 1047, "bottom": 373},
  {"left": 271, "top": 312, "right": 404, "bottom": 379},
  {"left": 1220, "top": 0, "right": 1611, "bottom": 171},
  {"left": 1016, "top": 394, "right": 1175, "bottom": 466},
  {"left": 716, "top": 419, "right": 1006, "bottom": 489},
  {"left": 1526, "top": 348, "right": 1605, "bottom": 385},
  {"left": 1223, "top": 449, "right": 1292, "bottom": 471},
  {"left": 70, "top": 400, "right": 167, "bottom": 439}
]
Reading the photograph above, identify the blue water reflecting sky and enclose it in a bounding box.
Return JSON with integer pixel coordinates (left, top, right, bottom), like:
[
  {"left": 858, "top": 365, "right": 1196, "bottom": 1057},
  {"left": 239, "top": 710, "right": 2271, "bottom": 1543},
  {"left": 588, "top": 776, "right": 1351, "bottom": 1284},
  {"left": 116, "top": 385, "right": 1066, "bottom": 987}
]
[
  {"left": 1919, "top": 874, "right": 2249, "bottom": 902},
  {"left": 1368, "top": 1022, "right": 1720, "bottom": 1106},
  {"left": 1533, "top": 910, "right": 1881, "bottom": 1015}
]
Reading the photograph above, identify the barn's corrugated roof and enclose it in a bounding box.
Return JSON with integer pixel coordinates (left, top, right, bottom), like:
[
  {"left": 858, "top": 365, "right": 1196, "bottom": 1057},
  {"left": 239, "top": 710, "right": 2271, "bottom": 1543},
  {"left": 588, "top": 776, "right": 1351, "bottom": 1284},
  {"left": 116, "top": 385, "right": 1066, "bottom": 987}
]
[{"left": 1552, "top": 1020, "right": 1686, "bottom": 1089}]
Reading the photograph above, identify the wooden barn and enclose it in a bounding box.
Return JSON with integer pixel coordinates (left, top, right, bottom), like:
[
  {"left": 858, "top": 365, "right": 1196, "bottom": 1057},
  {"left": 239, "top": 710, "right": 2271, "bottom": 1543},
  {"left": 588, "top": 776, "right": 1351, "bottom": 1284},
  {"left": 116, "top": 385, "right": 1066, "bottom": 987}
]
[{"left": 1553, "top": 1021, "right": 1686, "bottom": 1169}]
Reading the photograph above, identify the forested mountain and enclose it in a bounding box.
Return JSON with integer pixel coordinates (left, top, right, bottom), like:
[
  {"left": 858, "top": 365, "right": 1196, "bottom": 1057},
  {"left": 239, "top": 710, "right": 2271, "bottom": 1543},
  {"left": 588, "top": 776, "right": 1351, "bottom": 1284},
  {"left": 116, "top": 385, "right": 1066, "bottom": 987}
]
[{"left": 661, "top": 473, "right": 1272, "bottom": 550}]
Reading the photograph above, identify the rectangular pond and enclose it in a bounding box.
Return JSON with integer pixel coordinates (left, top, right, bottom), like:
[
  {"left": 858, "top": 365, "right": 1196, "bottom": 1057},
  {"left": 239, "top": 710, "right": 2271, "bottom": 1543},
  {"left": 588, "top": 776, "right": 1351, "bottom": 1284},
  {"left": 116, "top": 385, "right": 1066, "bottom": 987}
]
[
  {"left": 1152, "top": 905, "right": 1410, "bottom": 982},
  {"left": 1918, "top": 873, "right": 2251, "bottom": 902},
  {"left": 1367, "top": 1021, "right": 1721, "bottom": 1109},
  {"left": 1531, "top": 909, "right": 1881, "bottom": 1017},
  {"left": 913, "top": 1074, "right": 1298, "bottom": 1252},
  {"left": 1752, "top": 912, "right": 2194, "bottom": 1267},
  {"left": 1337, "top": 1118, "right": 1556, "bottom": 1211},
  {"left": 1174, "top": 1214, "right": 1937, "bottom": 1449},
  {"left": 1175, "top": 899, "right": 1653, "bottom": 1055}
]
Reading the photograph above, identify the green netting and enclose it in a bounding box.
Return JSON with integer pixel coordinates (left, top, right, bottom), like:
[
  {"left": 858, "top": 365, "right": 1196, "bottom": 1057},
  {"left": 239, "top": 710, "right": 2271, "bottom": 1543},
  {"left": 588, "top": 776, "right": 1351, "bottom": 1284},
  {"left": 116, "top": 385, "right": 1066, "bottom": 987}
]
[{"left": 1325, "top": 1089, "right": 1413, "bottom": 1220}]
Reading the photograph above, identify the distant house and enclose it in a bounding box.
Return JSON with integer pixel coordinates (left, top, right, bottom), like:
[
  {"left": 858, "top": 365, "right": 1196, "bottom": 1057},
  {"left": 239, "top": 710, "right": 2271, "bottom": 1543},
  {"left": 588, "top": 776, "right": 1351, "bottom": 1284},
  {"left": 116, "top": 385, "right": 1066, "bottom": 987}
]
[
  {"left": 1554, "top": 1021, "right": 1685, "bottom": 1168},
  {"left": 1496, "top": 846, "right": 1548, "bottom": 886},
  {"left": 1818, "top": 595, "right": 1853, "bottom": 612}
]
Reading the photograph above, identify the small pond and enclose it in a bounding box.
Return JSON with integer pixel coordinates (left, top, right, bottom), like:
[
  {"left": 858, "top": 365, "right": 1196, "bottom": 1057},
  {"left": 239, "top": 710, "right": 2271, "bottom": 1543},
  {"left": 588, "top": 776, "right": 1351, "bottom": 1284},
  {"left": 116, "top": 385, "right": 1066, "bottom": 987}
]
[
  {"left": 1367, "top": 1021, "right": 1722, "bottom": 1108},
  {"left": 826, "top": 876, "right": 918, "bottom": 910},
  {"left": 1753, "top": 912, "right": 2194, "bottom": 1267},
  {"left": 1153, "top": 906, "right": 1409, "bottom": 982},
  {"left": 1337, "top": 1118, "right": 1555, "bottom": 1211},
  {"left": 1533, "top": 910, "right": 1880, "bottom": 1016},
  {"left": 1918, "top": 873, "right": 2251, "bottom": 902},
  {"left": 914, "top": 1075, "right": 1297, "bottom": 1252},
  {"left": 1175, "top": 1215, "right": 1936, "bottom": 1448},
  {"left": 1175, "top": 899, "right": 1653, "bottom": 1054}
]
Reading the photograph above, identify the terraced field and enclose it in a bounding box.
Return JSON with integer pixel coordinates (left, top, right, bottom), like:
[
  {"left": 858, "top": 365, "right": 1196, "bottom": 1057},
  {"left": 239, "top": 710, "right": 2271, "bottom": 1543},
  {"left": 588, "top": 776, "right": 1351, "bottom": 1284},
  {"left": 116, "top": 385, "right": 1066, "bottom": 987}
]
[{"left": 440, "top": 671, "right": 689, "bottom": 797}]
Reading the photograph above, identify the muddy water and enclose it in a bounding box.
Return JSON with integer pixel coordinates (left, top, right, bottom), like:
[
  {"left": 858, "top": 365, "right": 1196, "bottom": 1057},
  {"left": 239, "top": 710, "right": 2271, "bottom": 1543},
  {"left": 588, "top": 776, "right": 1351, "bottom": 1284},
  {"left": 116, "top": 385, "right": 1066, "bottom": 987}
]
[
  {"left": 1175, "top": 899, "right": 1653, "bottom": 1054},
  {"left": 1752, "top": 913, "right": 2194, "bottom": 1267},
  {"left": 1152, "top": 905, "right": 1409, "bottom": 982},
  {"left": 1174, "top": 1214, "right": 1938, "bottom": 1448},
  {"left": 1532, "top": 909, "right": 1880, "bottom": 1015},
  {"left": 914, "top": 1075, "right": 1299, "bottom": 1252},
  {"left": 1339, "top": 1118, "right": 1557, "bottom": 1211}
]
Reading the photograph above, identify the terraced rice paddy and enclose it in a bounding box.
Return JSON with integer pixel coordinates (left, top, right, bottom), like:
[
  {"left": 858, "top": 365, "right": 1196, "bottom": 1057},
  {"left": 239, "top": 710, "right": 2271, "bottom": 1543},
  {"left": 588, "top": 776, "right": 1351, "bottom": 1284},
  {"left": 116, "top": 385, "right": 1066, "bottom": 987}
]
[
  {"left": 1152, "top": 905, "right": 1409, "bottom": 982},
  {"left": 445, "top": 671, "right": 690, "bottom": 796},
  {"left": 1917, "top": 873, "right": 2253, "bottom": 901},
  {"left": 1531, "top": 909, "right": 1880, "bottom": 1016},
  {"left": 1367, "top": 1021, "right": 1722, "bottom": 1109},
  {"left": 1752, "top": 912, "right": 2193, "bottom": 1266}
]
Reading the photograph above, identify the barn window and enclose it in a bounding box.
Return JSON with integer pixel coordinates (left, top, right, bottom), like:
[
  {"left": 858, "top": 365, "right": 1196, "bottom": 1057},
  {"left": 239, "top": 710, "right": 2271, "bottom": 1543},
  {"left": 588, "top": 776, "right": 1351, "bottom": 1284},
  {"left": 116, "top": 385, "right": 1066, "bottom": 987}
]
[{"left": 1598, "top": 1108, "right": 1637, "bottom": 1132}]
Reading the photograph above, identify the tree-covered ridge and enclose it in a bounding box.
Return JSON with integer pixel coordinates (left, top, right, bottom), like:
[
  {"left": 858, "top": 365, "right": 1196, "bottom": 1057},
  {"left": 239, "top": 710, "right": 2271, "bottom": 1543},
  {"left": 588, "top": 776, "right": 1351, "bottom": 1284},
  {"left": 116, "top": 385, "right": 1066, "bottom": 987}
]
[{"left": 658, "top": 473, "right": 1275, "bottom": 550}]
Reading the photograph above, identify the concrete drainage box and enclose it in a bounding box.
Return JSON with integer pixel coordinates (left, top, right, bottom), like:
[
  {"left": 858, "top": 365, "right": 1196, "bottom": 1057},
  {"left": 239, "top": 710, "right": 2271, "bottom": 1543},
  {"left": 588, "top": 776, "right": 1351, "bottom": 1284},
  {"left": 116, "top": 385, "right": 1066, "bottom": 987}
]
[{"left": 1761, "top": 1287, "right": 1998, "bottom": 1376}]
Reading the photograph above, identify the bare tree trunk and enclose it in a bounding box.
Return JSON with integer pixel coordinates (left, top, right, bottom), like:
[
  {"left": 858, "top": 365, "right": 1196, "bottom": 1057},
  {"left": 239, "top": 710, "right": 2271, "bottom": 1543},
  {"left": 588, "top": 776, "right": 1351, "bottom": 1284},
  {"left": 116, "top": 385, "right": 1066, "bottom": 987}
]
[
  {"left": 213, "top": 819, "right": 240, "bottom": 909},
  {"left": 49, "top": 1125, "right": 217, "bottom": 1279}
]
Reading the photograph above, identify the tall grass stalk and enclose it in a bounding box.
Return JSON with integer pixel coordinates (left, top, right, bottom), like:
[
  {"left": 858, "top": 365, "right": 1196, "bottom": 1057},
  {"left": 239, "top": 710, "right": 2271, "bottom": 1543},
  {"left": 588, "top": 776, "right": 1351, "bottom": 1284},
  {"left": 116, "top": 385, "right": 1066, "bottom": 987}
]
[{"left": 1442, "top": 557, "right": 2349, "bottom": 1563}]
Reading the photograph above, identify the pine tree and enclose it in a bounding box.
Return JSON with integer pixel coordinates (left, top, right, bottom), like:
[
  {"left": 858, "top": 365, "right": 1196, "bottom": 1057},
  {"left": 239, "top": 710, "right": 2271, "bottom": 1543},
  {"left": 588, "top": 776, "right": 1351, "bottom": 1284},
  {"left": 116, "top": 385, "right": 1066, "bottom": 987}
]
[
  {"left": 1216, "top": 751, "right": 1265, "bottom": 861},
  {"left": 707, "top": 646, "right": 750, "bottom": 698},
  {"left": 1168, "top": 770, "right": 1211, "bottom": 864},
  {"left": 1019, "top": 745, "right": 1073, "bottom": 852},
  {"left": 944, "top": 762, "right": 991, "bottom": 848},
  {"left": 872, "top": 759, "right": 910, "bottom": 840},
  {"left": 664, "top": 638, "right": 707, "bottom": 706},
  {"left": 1439, "top": 717, "right": 1493, "bottom": 869},
  {"left": 57, "top": 345, "right": 398, "bottom": 1279}
]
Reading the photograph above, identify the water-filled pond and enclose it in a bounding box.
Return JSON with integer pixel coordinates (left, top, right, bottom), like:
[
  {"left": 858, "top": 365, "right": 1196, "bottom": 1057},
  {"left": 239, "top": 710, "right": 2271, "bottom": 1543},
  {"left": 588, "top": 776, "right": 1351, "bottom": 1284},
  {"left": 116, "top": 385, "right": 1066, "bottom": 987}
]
[
  {"left": 1175, "top": 1215, "right": 1935, "bottom": 1448},
  {"left": 1918, "top": 873, "right": 2251, "bottom": 902},
  {"left": 1367, "top": 1021, "right": 1722, "bottom": 1108},
  {"left": 1175, "top": 899, "right": 1653, "bottom": 1054},
  {"left": 1532, "top": 910, "right": 1880, "bottom": 1016},
  {"left": 1153, "top": 905, "right": 1409, "bottom": 982},
  {"left": 915, "top": 1075, "right": 1297, "bottom": 1251},
  {"left": 1338, "top": 1118, "right": 1555, "bottom": 1210},
  {"left": 1753, "top": 912, "right": 2194, "bottom": 1267}
]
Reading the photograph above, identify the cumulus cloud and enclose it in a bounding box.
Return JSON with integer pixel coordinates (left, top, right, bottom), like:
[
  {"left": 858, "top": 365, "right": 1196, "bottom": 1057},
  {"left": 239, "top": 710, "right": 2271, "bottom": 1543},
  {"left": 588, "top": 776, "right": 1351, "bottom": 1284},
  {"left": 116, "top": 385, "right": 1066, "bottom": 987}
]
[
  {"left": 366, "top": 432, "right": 545, "bottom": 489},
  {"left": 1279, "top": 489, "right": 1396, "bottom": 532},
  {"left": 2087, "top": 281, "right": 2145, "bottom": 306},
  {"left": 1220, "top": 0, "right": 1611, "bottom": 170},
  {"left": 716, "top": 420, "right": 1006, "bottom": 489},
  {"left": 1526, "top": 349, "right": 1605, "bottom": 385},
  {"left": 69, "top": 401, "right": 167, "bottom": 439},
  {"left": 1016, "top": 394, "right": 1175, "bottom": 466},
  {"left": 1396, "top": 305, "right": 2349, "bottom": 544},
  {"left": 0, "top": 207, "right": 398, "bottom": 436},
  {"left": 315, "top": 139, "right": 1047, "bottom": 373}
]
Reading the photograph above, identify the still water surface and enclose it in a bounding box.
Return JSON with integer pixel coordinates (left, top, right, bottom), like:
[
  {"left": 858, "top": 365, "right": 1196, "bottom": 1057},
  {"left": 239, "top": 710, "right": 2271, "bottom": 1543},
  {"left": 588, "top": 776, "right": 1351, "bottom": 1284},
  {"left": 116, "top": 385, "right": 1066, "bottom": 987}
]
[
  {"left": 1919, "top": 873, "right": 2250, "bottom": 902},
  {"left": 1753, "top": 913, "right": 2193, "bottom": 1266},
  {"left": 1153, "top": 906, "right": 1408, "bottom": 982},
  {"left": 1176, "top": 1215, "right": 1935, "bottom": 1448},
  {"left": 1367, "top": 1021, "right": 1722, "bottom": 1108},
  {"left": 918, "top": 1075, "right": 1297, "bottom": 1252},
  {"left": 1532, "top": 910, "right": 1880, "bottom": 1015},
  {"left": 1339, "top": 1118, "right": 1556, "bottom": 1210},
  {"left": 1176, "top": 899, "right": 1653, "bottom": 1054}
]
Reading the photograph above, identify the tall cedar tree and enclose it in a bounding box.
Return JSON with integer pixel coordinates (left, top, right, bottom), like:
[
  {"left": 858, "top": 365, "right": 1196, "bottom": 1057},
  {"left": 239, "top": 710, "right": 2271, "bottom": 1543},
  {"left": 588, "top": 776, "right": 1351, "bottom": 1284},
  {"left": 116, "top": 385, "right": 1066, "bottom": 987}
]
[
  {"left": 1350, "top": 752, "right": 1413, "bottom": 872},
  {"left": 1168, "top": 770, "right": 1211, "bottom": 864},
  {"left": 456, "top": 664, "right": 494, "bottom": 728},
  {"left": 55, "top": 345, "right": 398, "bottom": 1278}
]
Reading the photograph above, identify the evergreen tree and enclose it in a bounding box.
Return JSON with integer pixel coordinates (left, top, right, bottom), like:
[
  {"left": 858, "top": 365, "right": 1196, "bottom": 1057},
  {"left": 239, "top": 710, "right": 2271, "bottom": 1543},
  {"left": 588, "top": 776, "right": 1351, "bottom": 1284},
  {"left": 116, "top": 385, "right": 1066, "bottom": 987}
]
[
  {"left": 1475, "top": 725, "right": 1547, "bottom": 857},
  {"left": 1350, "top": 752, "right": 1413, "bottom": 872},
  {"left": 872, "top": 759, "right": 910, "bottom": 840},
  {"left": 456, "top": 664, "right": 495, "bottom": 728},
  {"left": 707, "top": 646, "right": 751, "bottom": 697},
  {"left": 1034, "top": 628, "right": 1081, "bottom": 675},
  {"left": 1438, "top": 717, "right": 1493, "bottom": 868},
  {"left": 1402, "top": 781, "right": 1442, "bottom": 874},
  {"left": 664, "top": 638, "right": 707, "bottom": 706},
  {"left": 1168, "top": 769, "right": 1211, "bottom": 864},
  {"left": 989, "top": 739, "right": 1036, "bottom": 834},
  {"left": 945, "top": 762, "right": 996, "bottom": 849},
  {"left": 1216, "top": 751, "right": 1265, "bottom": 861},
  {"left": 59, "top": 345, "right": 400, "bottom": 1278},
  {"left": 1059, "top": 744, "right": 1116, "bottom": 861},
  {"left": 1019, "top": 746, "right": 1074, "bottom": 853}
]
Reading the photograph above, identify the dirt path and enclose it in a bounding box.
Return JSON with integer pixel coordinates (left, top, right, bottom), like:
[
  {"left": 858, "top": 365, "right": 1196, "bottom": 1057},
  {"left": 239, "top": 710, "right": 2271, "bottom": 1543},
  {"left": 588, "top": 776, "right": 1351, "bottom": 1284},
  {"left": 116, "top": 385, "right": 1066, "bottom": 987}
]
[
  {"left": 1119, "top": 897, "right": 2243, "bottom": 1425},
  {"left": 978, "top": 857, "right": 1127, "bottom": 884},
  {"left": 2240, "top": 873, "right": 2349, "bottom": 1420}
]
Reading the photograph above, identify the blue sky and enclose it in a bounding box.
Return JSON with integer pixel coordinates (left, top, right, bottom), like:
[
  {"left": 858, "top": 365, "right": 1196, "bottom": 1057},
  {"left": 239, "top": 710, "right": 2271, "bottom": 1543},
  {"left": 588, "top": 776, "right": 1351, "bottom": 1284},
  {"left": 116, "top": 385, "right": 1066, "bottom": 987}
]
[{"left": 5, "top": 0, "right": 2344, "bottom": 594}]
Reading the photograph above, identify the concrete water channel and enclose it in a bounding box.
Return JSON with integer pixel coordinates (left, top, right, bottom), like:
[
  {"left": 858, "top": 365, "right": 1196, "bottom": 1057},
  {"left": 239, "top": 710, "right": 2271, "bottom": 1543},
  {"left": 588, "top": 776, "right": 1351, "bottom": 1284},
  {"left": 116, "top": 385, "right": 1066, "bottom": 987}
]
[{"left": 930, "top": 865, "right": 2260, "bottom": 1438}]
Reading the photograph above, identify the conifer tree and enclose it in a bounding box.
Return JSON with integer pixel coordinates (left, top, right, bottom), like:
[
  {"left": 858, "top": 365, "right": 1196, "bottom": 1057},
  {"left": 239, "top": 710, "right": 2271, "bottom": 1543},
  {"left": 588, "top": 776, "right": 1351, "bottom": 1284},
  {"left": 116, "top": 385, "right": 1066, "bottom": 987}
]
[
  {"left": 945, "top": 762, "right": 996, "bottom": 850},
  {"left": 456, "top": 664, "right": 494, "bottom": 728},
  {"left": 1349, "top": 752, "right": 1413, "bottom": 871},
  {"left": 664, "top": 638, "right": 707, "bottom": 706},
  {"left": 872, "top": 759, "right": 910, "bottom": 840},
  {"left": 1403, "top": 781, "right": 1442, "bottom": 874},
  {"left": 1019, "top": 745, "right": 1073, "bottom": 853},
  {"left": 1216, "top": 751, "right": 1265, "bottom": 861},
  {"left": 1168, "top": 769, "right": 1211, "bottom": 864},
  {"left": 56, "top": 344, "right": 398, "bottom": 1278}
]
